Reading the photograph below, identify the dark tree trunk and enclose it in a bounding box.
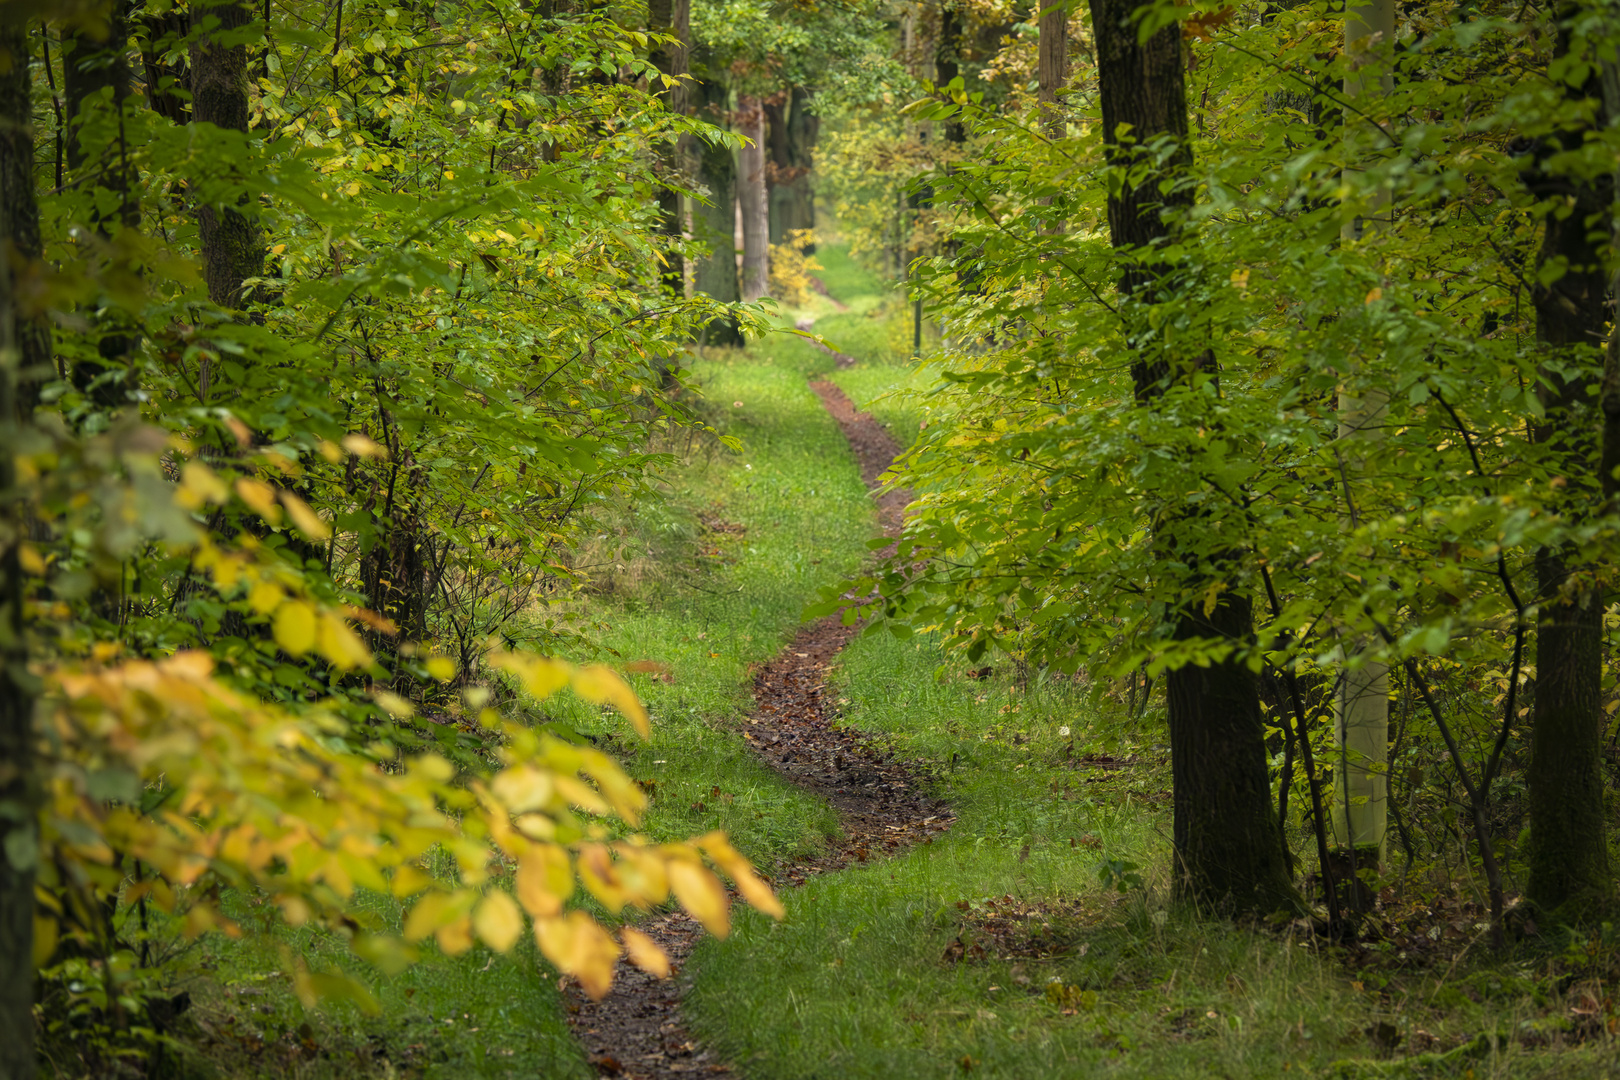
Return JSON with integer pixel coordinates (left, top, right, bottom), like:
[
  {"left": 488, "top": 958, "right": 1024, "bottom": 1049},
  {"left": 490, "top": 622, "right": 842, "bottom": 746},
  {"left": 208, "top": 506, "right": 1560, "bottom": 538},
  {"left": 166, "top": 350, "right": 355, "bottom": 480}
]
[
  {"left": 692, "top": 78, "right": 743, "bottom": 344},
  {"left": 935, "top": 3, "right": 964, "bottom": 144},
  {"left": 0, "top": 18, "right": 51, "bottom": 414},
  {"left": 1090, "top": 0, "right": 1300, "bottom": 914},
  {"left": 63, "top": 8, "right": 138, "bottom": 408},
  {"left": 191, "top": 0, "right": 265, "bottom": 309},
  {"left": 0, "top": 18, "right": 41, "bottom": 1080},
  {"left": 766, "top": 87, "right": 816, "bottom": 246},
  {"left": 1525, "top": 8, "right": 1613, "bottom": 919},
  {"left": 648, "top": 0, "right": 688, "bottom": 301},
  {"left": 140, "top": 7, "right": 191, "bottom": 125}
]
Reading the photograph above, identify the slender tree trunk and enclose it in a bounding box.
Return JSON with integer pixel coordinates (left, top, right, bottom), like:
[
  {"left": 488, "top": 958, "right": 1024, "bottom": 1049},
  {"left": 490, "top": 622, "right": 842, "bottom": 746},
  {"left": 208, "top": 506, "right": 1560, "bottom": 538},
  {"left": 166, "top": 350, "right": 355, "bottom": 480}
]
[
  {"left": 1328, "top": 0, "right": 1394, "bottom": 915},
  {"left": 191, "top": 0, "right": 265, "bottom": 310},
  {"left": 1089, "top": 0, "right": 1301, "bottom": 914},
  {"left": 0, "top": 18, "right": 41, "bottom": 1080},
  {"left": 736, "top": 93, "right": 769, "bottom": 302},
  {"left": 1525, "top": 5, "right": 1613, "bottom": 919},
  {"left": 140, "top": 7, "right": 191, "bottom": 125},
  {"left": 63, "top": 9, "right": 138, "bottom": 408},
  {"left": 1, "top": 20, "right": 51, "bottom": 414},
  {"left": 648, "top": 0, "right": 688, "bottom": 301},
  {"left": 1037, "top": 0, "right": 1067, "bottom": 136},
  {"left": 692, "top": 78, "right": 743, "bottom": 345},
  {"left": 935, "top": 2, "right": 964, "bottom": 144}
]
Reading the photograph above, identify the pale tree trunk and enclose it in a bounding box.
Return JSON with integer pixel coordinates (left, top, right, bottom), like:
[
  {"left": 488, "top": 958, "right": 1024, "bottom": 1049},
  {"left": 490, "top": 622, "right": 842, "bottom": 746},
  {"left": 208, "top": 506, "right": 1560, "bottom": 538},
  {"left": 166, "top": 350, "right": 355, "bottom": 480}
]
[
  {"left": 1526, "top": 4, "right": 1613, "bottom": 921},
  {"left": 692, "top": 77, "right": 743, "bottom": 345},
  {"left": 1329, "top": 0, "right": 1394, "bottom": 914},
  {"left": 736, "top": 94, "right": 769, "bottom": 301},
  {"left": 0, "top": 17, "right": 41, "bottom": 1080},
  {"left": 1089, "top": 0, "right": 1301, "bottom": 915}
]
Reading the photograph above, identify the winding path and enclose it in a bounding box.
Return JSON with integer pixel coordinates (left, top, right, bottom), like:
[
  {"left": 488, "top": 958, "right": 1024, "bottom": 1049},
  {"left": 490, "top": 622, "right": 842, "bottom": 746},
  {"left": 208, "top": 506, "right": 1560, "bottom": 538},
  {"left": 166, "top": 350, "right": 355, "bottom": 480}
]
[{"left": 563, "top": 380, "right": 952, "bottom": 1079}]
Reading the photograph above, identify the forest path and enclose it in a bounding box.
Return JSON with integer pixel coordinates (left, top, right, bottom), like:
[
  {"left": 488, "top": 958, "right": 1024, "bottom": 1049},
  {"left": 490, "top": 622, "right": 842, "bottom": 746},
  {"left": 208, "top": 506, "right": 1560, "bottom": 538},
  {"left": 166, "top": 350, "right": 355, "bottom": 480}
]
[{"left": 563, "top": 379, "right": 951, "bottom": 1079}]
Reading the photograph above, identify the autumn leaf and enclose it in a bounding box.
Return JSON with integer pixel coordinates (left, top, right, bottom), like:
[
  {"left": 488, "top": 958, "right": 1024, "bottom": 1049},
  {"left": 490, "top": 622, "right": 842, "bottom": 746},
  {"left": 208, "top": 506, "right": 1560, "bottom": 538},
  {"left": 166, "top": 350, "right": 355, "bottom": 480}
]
[
  {"left": 571, "top": 664, "right": 650, "bottom": 737},
  {"left": 515, "top": 845, "right": 573, "bottom": 917},
  {"left": 473, "top": 890, "right": 525, "bottom": 952},
  {"left": 668, "top": 860, "right": 729, "bottom": 938},
  {"left": 536, "top": 911, "right": 621, "bottom": 1000},
  {"left": 620, "top": 927, "right": 670, "bottom": 978},
  {"left": 273, "top": 601, "right": 317, "bottom": 656}
]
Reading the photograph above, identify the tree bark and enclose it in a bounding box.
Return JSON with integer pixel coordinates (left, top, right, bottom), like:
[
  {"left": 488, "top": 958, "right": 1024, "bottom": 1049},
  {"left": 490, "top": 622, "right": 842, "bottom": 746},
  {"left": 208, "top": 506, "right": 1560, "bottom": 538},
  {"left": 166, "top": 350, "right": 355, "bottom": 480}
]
[
  {"left": 1090, "top": 0, "right": 1301, "bottom": 914},
  {"left": 649, "top": 0, "right": 688, "bottom": 301},
  {"left": 191, "top": 0, "right": 265, "bottom": 310},
  {"left": 935, "top": 2, "right": 965, "bottom": 144},
  {"left": 63, "top": 8, "right": 138, "bottom": 409},
  {"left": 1328, "top": 0, "right": 1395, "bottom": 914},
  {"left": 1037, "top": 0, "right": 1067, "bottom": 137},
  {"left": 1525, "top": 6, "right": 1613, "bottom": 919},
  {"left": 0, "top": 18, "right": 40, "bottom": 1080},
  {"left": 0, "top": 18, "right": 51, "bottom": 414},
  {"left": 735, "top": 93, "right": 769, "bottom": 302},
  {"left": 692, "top": 78, "right": 743, "bottom": 345}
]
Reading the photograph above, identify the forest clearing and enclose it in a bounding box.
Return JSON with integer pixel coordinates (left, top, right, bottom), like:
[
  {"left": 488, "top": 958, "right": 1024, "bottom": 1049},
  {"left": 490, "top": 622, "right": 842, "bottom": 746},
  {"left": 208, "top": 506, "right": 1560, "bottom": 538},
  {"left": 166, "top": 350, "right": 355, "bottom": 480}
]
[{"left": 6, "top": 0, "right": 1620, "bottom": 1077}]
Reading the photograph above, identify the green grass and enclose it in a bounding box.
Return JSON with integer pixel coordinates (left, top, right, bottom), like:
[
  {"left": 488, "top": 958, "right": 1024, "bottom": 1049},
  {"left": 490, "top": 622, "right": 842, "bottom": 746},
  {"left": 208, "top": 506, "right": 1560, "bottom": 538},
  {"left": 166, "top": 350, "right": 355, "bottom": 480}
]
[{"left": 681, "top": 631, "right": 1620, "bottom": 1080}]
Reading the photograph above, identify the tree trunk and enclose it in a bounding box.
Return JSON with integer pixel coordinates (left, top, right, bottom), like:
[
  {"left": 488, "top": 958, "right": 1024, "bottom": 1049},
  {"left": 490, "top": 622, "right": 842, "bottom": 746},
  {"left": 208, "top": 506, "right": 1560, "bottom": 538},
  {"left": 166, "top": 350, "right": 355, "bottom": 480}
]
[
  {"left": 63, "top": 9, "right": 138, "bottom": 409},
  {"left": 0, "top": 18, "right": 51, "bottom": 415},
  {"left": 649, "top": 0, "right": 688, "bottom": 301},
  {"left": 935, "top": 3, "right": 964, "bottom": 144},
  {"left": 191, "top": 0, "right": 265, "bottom": 310},
  {"left": 1037, "top": 0, "right": 1068, "bottom": 136},
  {"left": 692, "top": 78, "right": 743, "bottom": 345},
  {"left": 736, "top": 94, "right": 769, "bottom": 302},
  {"left": 1328, "top": 0, "right": 1395, "bottom": 915},
  {"left": 0, "top": 18, "right": 40, "bottom": 1080},
  {"left": 1525, "top": 6, "right": 1613, "bottom": 919},
  {"left": 140, "top": 7, "right": 191, "bottom": 125},
  {"left": 1090, "top": 0, "right": 1301, "bottom": 914}
]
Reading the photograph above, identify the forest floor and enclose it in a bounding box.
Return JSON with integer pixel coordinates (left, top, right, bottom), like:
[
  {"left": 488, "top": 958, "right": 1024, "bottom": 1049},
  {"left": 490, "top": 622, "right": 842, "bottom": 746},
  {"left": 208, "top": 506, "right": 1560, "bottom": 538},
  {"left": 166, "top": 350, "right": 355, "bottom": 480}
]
[{"left": 138, "top": 244, "right": 1620, "bottom": 1080}]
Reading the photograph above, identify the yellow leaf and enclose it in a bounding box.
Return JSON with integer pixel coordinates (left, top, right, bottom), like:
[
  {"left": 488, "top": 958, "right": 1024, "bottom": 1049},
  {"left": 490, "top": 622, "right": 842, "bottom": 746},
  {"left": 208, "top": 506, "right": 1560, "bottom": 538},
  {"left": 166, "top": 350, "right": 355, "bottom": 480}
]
[
  {"left": 668, "top": 860, "right": 729, "bottom": 938},
  {"left": 390, "top": 864, "right": 433, "bottom": 897},
  {"left": 235, "top": 477, "right": 283, "bottom": 524},
  {"left": 181, "top": 462, "right": 229, "bottom": 505},
  {"left": 317, "top": 611, "right": 372, "bottom": 670},
  {"left": 403, "top": 892, "right": 451, "bottom": 942},
  {"left": 247, "top": 578, "right": 284, "bottom": 615},
  {"left": 515, "top": 844, "right": 572, "bottom": 917},
  {"left": 489, "top": 651, "right": 570, "bottom": 699},
  {"left": 341, "top": 433, "right": 388, "bottom": 459},
  {"left": 698, "top": 831, "right": 784, "bottom": 918},
  {"left": 473, "top": 890, "right": 525, "bottom": 952},
  {"left": 273, "top": 601, "right": 317, "bottom": 656},
  {"left": 32, "top": 915, "right": 58, "bottom": 968},
  {"left": 535, "top": 911, "right": 620, "bottom": 1000},
  {"left": 491, "top": 766, "right": 554, "bottom": 814},
  {"left": 620, "top": 927, "right": 670, "bottom": 978},
  {"left": 1364, "top": 287, "right": 1383, "bottom": 304},
  {"left": 426, "top": 655, "right": 457, "bottom": 681},
  {"left": 576, "top": 843, "right": 628, "bottom": 913},
  {"left": 280, "top": 491, "right": 331, "bottom": 540},
  {"left": 373, "top": 689, "right": 414, "bottom": 718},
  {"left": 436, "top": 915, "right": 474, "bottom": 956},
  {"left": 571, "top": 664, "right": 650, "bottom": 737}
]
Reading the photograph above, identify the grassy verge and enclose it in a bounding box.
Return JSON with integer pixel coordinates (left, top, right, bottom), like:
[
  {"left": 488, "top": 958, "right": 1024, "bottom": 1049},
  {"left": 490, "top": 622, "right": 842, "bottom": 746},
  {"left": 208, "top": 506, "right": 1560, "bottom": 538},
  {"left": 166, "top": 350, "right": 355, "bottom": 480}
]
[{"left": 673, "top": 246, "right": 1620, "bottom": 1080}]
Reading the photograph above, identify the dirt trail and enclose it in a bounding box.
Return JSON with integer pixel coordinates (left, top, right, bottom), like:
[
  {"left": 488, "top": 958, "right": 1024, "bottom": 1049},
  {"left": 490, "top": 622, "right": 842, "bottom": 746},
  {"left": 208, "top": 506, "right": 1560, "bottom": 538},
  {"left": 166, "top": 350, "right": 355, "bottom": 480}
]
[{"left": 564, "top": 380, "right": 950, "bottom": 1078}]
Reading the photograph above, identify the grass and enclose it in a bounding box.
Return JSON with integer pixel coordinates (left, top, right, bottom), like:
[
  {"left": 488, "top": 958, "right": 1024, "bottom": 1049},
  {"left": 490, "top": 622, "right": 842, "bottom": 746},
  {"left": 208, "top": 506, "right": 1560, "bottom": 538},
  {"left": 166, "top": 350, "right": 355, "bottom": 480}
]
[{"left": 84, "top": 240, "right": 1620, "bottom": 1080}]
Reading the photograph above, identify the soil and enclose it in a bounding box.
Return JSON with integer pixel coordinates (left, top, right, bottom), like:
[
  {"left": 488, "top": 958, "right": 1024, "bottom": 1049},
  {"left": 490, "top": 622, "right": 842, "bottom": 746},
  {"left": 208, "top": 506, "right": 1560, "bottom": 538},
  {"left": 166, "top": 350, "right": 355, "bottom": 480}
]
[{"left": 564, "top": 380, "right": 949, "bottom": 1078}]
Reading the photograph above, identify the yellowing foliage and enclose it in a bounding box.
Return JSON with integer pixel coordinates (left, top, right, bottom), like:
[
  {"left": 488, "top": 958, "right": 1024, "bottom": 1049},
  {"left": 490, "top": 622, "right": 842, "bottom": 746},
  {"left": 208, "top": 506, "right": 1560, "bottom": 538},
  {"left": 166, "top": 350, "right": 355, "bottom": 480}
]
[{"left": 32, "top": 459, "right": 783, "bottom": 1003}]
